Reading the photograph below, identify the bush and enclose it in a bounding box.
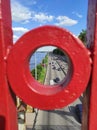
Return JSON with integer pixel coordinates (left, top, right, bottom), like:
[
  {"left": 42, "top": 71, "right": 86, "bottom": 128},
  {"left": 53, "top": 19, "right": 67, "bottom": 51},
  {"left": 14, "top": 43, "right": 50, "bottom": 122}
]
[{"left": 31, "top": 54, "right": 48, "bottom": 83}]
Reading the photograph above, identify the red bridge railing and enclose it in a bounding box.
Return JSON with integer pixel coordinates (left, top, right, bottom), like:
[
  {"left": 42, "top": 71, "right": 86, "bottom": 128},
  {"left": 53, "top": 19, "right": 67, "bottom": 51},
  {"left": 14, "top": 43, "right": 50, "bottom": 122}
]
[{"left": 0, "top": 0, "right": 97, "bottom": 130}]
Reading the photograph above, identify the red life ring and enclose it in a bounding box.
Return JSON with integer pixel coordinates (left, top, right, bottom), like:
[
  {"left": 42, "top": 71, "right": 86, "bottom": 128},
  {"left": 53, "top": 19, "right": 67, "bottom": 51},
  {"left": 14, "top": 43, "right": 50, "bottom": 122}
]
[{"left": 7, "top": 25, "right": 91, "bottom": 110}]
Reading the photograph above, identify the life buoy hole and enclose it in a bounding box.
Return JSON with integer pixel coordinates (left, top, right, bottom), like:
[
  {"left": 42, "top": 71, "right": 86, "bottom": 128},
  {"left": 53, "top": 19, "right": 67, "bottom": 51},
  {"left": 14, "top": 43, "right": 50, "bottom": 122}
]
[{"left": 29, "top": 45, "right": 73, "bottom": 91}]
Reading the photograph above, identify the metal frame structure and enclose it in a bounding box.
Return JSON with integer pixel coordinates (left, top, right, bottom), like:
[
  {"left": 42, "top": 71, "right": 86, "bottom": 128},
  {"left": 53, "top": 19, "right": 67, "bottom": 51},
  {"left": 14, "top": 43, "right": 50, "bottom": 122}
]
[
  {"left": 0, "top": 0, "right": 97, "bottom": 130},
  {"left": 0, "top": 0, "right": 18, "bottom": 130}
]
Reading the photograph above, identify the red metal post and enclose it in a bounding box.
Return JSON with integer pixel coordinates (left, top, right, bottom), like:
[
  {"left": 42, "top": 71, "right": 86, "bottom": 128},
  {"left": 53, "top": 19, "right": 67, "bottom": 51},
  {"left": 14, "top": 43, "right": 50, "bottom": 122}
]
[
  {"left": 0, "top": 0, "right": 18, "bottom": 130},
  {"left": 0, "top": 0, "right": 97, "bottom": 129},
  {"left": 86, "top": 0, "right": 97, "bottom": 129}
]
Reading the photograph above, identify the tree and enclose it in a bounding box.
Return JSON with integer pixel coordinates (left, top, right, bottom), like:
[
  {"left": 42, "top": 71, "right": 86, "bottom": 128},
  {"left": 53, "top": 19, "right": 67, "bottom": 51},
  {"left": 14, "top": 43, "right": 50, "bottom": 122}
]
[
  {"left": 78, "top": 29, "right": 86, "bottom": 45},
  {"left": 53, "top": 48, "right": 64, "bottom": 55}
]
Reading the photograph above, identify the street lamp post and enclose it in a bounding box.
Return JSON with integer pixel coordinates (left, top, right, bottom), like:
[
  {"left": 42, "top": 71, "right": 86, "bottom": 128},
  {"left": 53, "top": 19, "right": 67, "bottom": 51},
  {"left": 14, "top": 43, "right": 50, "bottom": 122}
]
[{"left": 35, "top": 52, "right": 37, "bottom": 80}]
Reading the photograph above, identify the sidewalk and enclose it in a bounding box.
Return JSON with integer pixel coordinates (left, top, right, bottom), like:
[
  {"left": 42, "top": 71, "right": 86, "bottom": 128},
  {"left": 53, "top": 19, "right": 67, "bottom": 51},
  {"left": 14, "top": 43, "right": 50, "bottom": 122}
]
[
  {"left": 25, "top": 103, "right": 81, "bottom": 130},
  {"left": 18, "top": 112, "right": 26, "bottom": 130}
]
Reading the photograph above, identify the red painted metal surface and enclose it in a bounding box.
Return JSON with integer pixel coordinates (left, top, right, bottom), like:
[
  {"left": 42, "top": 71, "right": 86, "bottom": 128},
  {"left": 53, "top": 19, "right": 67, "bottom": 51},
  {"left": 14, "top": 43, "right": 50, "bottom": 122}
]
[
  {"left": 87, "top": 0, "right": 97, "bottom": 129},
  {"left": 7, "top": 26, "right": 91, "bottom": 110},
  {"left": 0, "top": 0, "right": 97, "bottom": 129},
  {"left": 0, "top": 0, "right": 18, "bottom": 130}
]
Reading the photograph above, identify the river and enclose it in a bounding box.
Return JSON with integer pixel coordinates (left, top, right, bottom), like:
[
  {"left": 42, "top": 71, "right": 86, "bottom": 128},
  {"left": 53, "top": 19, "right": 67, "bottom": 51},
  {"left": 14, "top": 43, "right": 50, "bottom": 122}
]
[{"left": 29, "top": 52, "right": 47, "bottom": 70}]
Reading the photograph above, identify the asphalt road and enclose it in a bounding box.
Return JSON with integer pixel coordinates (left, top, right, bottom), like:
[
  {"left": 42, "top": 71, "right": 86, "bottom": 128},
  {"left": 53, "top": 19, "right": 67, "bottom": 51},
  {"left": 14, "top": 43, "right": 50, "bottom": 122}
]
[
  {"left": 26, "top": 53, "right": 82, "bottom": 130},
  {"left": 44, "top": 53, "right": 68, "bottom": 85},
  {"left": 26, "top": 98, "right": 82, "bottom": 130}
]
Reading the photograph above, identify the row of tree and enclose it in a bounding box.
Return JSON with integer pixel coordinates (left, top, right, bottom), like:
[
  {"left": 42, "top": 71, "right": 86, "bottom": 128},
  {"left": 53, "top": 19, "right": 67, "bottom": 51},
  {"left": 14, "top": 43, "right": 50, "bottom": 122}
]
[
  {"left": 53, "top": 48, "right": 65, "bottom": 56},
  {"left": 78, "top": 29, "right": 86, "bottom": 45}
]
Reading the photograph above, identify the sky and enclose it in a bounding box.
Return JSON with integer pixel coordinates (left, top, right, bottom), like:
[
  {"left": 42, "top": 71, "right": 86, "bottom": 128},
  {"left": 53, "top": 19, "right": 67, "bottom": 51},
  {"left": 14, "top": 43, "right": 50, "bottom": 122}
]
[{"left": 10, "top": 0, "right": 88, "bottom": 51}]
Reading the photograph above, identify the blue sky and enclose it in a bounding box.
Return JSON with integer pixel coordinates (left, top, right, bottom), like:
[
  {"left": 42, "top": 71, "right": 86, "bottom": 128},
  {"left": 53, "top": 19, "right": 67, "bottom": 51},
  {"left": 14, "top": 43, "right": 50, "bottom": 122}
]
[{"left": 10, "top": 0, "right": 88, "bottom": 49}]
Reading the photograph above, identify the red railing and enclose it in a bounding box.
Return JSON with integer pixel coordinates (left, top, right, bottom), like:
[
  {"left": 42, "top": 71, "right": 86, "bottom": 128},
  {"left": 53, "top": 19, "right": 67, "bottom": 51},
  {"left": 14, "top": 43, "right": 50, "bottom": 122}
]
[{"left": 0, "top": 0, "right": 97, "bottom": 130}]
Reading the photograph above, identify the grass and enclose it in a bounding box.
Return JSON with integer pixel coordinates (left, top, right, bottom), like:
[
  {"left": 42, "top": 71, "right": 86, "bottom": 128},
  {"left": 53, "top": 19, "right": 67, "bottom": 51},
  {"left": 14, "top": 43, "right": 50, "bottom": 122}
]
[
  {"left": 38, "top": 67, "right": 47, "bottom": 84},
  {"left": 31, "top": 54, "right": 48, "bottom": 84}
]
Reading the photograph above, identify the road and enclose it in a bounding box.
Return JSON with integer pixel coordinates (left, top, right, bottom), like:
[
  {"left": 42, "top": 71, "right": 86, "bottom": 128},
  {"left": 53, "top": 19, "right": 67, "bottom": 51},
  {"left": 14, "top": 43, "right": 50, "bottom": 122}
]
[
  {"left": 26, "top": 98, "right": 82, "bottom": 130},
  {"left": 44, "top": 52, "right": 68, "bottom": 85},
  {"left": 26, "top": 53, "right": 82, "bottom": 130}
]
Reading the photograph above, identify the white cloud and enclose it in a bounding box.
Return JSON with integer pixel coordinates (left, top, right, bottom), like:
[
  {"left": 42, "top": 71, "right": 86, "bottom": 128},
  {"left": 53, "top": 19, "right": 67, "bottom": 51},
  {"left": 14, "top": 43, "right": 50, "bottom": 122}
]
[
  {"left": 11, "top": 0, "right": 79, "bottom": 42},
  {"left": 20, "top": 0, "right": 37, "bottom": 6},
  {"left": 72, "top": 12, "right": 83, "bottom": 18},
  {"left": 13, "top": 35, "right": 19, "bottom": 43},
  {"left": 32, "top": 12, "right": 54, "bottom": 23},
  {"left": 13, "top": 27, "right": 29, "bottom": 34},
  {"left": 76, "top": 13, "right": 83, "bottom": 18},
  {"left": 11, "top": 0, "right": 78, "bottom": 27},
  {"left": 11, "top": 0, "right": 33, "bottom": 22},
  {"left": 11, "top": 0, "right": 54, "bottom": 23},
  {"left": 55, "top": 16, "right": 78, "bottom": 26},
  {"left": 12, "top": 27, "right": 29, "bottom": 42}
]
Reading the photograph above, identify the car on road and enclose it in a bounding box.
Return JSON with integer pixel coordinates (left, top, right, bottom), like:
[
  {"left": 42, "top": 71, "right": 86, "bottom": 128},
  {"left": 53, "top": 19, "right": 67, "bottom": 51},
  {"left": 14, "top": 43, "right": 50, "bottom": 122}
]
[
  {"left": 50, "top": 80, "right": 55, "bottom": 85},
  {"left": 52, "top": 66, "right": 56, "bottom": 69},
  {"left": 75, "top": 104, "right": 82, "bottom": 123},
  {"left": 58, "top": 68, "right": 61, "bottom": 71},
  {"left": 53, "top": 77, "right": 60, "bottom": 83}
]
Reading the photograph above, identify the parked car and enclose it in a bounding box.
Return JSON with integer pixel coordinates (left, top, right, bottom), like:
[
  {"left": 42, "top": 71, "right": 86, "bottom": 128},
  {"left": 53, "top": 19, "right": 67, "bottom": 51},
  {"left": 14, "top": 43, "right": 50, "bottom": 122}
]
[
  {"left": 75, "top": 104, "right": 82, "bottom": 123},
  {"left": 58, "top": 68, "right": 61, "bottom": 71},
  {"left": 53, "top": 77, "right": 60, "bottom": 83},
  {"left": 50, "top": 80, "right": 55, "bottom": 85}
]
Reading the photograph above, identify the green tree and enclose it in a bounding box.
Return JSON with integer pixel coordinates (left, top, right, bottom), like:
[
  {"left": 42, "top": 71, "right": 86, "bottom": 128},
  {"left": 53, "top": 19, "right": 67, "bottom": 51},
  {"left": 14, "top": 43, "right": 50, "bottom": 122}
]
[
  {"left": 78, "top": 29, "right": 86, "bottom": 45},
  {"left": 53, "top": 48, "right": 64, "bottom": 55}
]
